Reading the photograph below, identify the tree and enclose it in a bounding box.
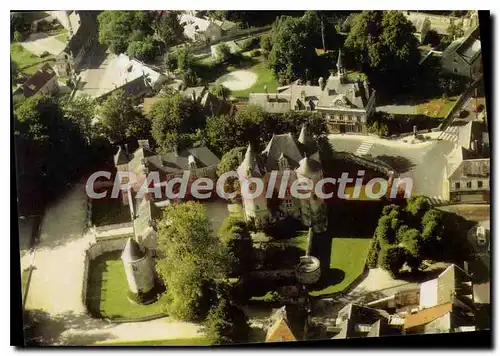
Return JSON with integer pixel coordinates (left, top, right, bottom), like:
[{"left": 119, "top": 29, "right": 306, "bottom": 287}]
[
  {"left": 14, "top": 95, "right": 89, "bottom": 207},
  {"left": 209, "top": 83, "right": 231, "bottom": 100},
  {"left": 152, "top": 11, "right": 184, "bottom": 46},
  {"left": 446, "top": 22, "right": 464, "bottom": 41},
  {"left": 345, "top": 11, "right": 420, "bottom": 90},
  {"left": 150, "top": 92, "right": 205, "bottom": 152},
  {"left": 216, "top": 43, "right": 233, "bottom": 63},
  {"left": 268, "top": 14, "right": 319, "bottom": 84},
  {"left": 424, "top": 29, "right": 441, "bottom": 47},
  {"left": 13, "top": 30, "right": 23, "bottom": 43},
  {"left": 375, "top": 215, "right": 396, "bottom": 246},
  {"left": 379, "top": 245, "right": 406, "bottom": 278},
  {"left": 203, "top": 297, "right": 250, "bottom": 345},
  {"left": 421, "top": 209, "right": 444, "bottom": 258},
  {"left": 98, "top": 90, "right": 149, "bottom": 143},
  {"left": 176, "top": 47, "right": 196, "bottom": 73},
  {"left": 181, "top": 68, "right": 202, "bottom": 88},
  {"left": 59, "top": 94, "right": 97, "bottom": 144},
  {"left": 217, "top": 147, "right": 246, "bottom": 177},
  {"left": 11, "top": 60, "right": 20, "bottom": 81},
  {"left": 406, "top": 195, "right": 431, "bottom": 223},
  {"left": 164, "top": 52, "right": 178, "bottom": 73},
  {"left": 156, "top": 202, "right": 225, "bottom": 321},
  {"left": 97, "top": 11, "right": 152, "bottom": 54},
  {"left": 206, "top": 115, "right": 240, "bottom": 155},
  {"left": 218, "top": 216, "right": 253, "bottom": 277},
  {"left": 126, "top": 35, "right": 159, "bottom": 62},
  {"left": 260, "top": 34, "right": 272, "bottom": 55}
]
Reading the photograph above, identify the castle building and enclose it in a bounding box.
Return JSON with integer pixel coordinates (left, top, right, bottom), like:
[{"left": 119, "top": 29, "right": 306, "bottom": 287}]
[
  {"left": 121, "top": 237, "right": 156, "bottom": 297},
  {"left": 248, "top": 50, "right": 376, "bottom": 134},
  {"left": 236, "top": 125, "right": 327, "bottom": 233}
]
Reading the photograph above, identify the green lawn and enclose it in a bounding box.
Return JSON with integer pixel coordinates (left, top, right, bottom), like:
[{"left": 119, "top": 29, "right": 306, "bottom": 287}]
[
  {"left": 87, "top": 251, "right": 168, "bottom": 319},
  {"left": 416, "top": 95, "right": 459, "bottom": 118},
  {"left": 55, "top": 31, "right": 69, "bottom": 43},
  {"left": 309, "top": 237, "right": 372, "bottom": 297},
  {"left": 231, "top": 58, "right": 279, "bottom": 98},
  {"left": 10, "top": 43, "right": 55, "bottom": 75},
  {"left": 95, "top": 337, "right": 210, "bottom": 346}
]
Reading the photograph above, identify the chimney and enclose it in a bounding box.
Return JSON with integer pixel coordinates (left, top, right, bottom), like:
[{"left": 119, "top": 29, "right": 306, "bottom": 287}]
[
  {"left": 124, "top": 143, "right": 129, "bottom": 154},
  {"left": 192, "top": 90, "right": 196, "bottom": 102},
  {"left": 318, "top": 77, "right": 324, "bottom": 90}
]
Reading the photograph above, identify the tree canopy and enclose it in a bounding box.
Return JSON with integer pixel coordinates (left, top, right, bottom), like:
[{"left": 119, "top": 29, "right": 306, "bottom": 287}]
[
  {"left": 98, "top": 90, "right": 149, "bottom": 143},
  {"left": 97, "top": 11, "right": 153, "bottom": 54},
  {"left": 156, "top": 202, "right": 225, "bottom": 321},
  {"left": 152, "top": 11, "right": 185, "bottom": 46},
  {"left": 203, "top": 297, "right": 250, "bottom": 345},
  {"left": 59, "top": 94, "right": 97, "bottom": 144},
  {"left": 345, "top": 11, "right": 420, "bottom": 90},
  {"left": 218, "top": 216, "right": 253, "bottom": 277},
  {"left": 150, "top": 92, "right": 205, "bottom": 152}
]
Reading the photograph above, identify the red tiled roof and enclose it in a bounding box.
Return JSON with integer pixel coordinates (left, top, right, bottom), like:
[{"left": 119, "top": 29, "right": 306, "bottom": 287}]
[{"left": 403, "top": 303, "right": 453, "bottom": 330}]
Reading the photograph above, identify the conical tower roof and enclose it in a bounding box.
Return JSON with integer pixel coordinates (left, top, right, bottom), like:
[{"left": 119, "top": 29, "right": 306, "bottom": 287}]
[
  {"left": 114, "top": 145, "right": 129, "bottom": 166},
  {"left": 296, "top": 155, "right": 319, "bottom": 178},
  {"left": 239, "top": 143, "right": 261, "bottom": 177},
  {"left": 122, "top": 237, "right": 145, "bottom": 262},
  {"left": 298, "top": 125, "right": 308, "bottom": 145},
  {"left": 337, "top": 49, "right": 343, "bottom": 70}
]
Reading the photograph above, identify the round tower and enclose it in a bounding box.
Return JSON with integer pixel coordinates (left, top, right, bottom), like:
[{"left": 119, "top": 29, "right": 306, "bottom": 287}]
[{"left": 121, "top": 237, "right": 155, "bottom": 298}]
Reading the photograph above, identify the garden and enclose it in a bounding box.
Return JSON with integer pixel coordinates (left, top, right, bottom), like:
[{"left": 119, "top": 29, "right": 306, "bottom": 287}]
[
  {"left": 91, "top": 198, "right": 132, "bottom": 227},
  {"left": 86, "top": 251, "right": 167, "bottom": 319}
]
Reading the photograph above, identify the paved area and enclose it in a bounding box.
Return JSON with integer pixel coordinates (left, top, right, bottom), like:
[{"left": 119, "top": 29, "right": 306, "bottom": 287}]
[
  {"left": 329, "top": 134, "right": 453, "bottom": 204},
  {"left": 376, "top": 104, "right": 417, "bottom": 116},
  {"left": 23, "top": 184, "right": 202, "bottom": 345},
  {"left": 21, "top": 32, "right": 66, "bottom": 56},
  {"left": 217, "top": 70, "right": 257, "bottom": 91}
]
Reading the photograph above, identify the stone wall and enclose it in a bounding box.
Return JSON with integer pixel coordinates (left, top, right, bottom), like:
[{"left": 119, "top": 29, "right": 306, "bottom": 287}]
[{"left": 81, "top": 236, "right": 129, "bottom": 313}]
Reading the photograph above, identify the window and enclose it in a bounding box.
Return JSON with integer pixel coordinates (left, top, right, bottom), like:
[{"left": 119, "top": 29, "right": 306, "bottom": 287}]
[
  {"left": 466, "top": 181, "right": 472, "bottom": 189},
  {"left": 339, "top": 115, "right": 344, "bottom": 121},
  {"left": 284, "top": 199, "right": 293, "bottom": 210},
  {"left": 132, "top": 265, "right": 138, "bottom": 272},
  {"left": 453, "top": 68, "right": 459, "bottom": 73},
  {"left": 455, "top": 182, "right": 460, "bottom": 190},
  {"left": 478, "top": 180, "right": 483, "bottom": 188}
]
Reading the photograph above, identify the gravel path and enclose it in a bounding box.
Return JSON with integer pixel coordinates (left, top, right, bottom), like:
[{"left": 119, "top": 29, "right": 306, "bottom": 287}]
[
  {"left": 217, "top": 70, "right": 257, "bottom": 91},
  {"left": 21, "top": 32, "right": 66, "bottom": 56},
  {"left": 24, "top": 184, "right": 202, "bottom": 346}
]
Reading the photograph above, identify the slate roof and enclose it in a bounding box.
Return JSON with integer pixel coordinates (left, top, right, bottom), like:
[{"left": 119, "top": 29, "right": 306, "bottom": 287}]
[
  {"left": 473, "top": 282, "right": 490, "bottom": 304},
  {"left": 16, "top": 64, "right": 56, "bottom": 98},
  {"left": 403, "top": 303, "right": 453, "bottom": 330},
  {"left": 332, "top": 303, "right": 389, "bottom": 339},
  {"left": 262, "top": 133, "right": 305, "bottom": 171},
  {"left": 248, "top": 93, "right": 292, "bottom": 113},
  {"left": 318, "top": 74, "right": 368, "bottom": 109},
  {"left": 65, "top": 11, "right": 99, "bottom": 57},
  {"left": 443, "top": 25, "right": 481, "bottom": 65},
  {"left": 448, "top": 158, "right": 490, "bottom": 181},
  {"left": 122, "top": 237, "right": 145, "bottom": 261}
]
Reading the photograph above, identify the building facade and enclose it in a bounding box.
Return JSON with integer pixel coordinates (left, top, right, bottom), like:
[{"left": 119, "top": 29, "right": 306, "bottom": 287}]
[
  {"left": 249, "top": 50, "right": 376, "bottom": 134},
  {"left": 236, "top": 126, "right": 327, "bottom": 233}
]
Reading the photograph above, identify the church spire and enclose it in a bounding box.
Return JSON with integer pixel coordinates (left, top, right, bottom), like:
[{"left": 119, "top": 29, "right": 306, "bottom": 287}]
[{"left": 298, "top": 124, "right": 308, "bottom": 145}]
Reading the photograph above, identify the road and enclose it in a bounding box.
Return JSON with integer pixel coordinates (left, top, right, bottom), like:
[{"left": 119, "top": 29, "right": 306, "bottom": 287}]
[
  {"left": 329, "top": 134, "right": 455, "bottom": 204},
  {"left": 23, "top": 184, "right": 203, "bottom": 346}
]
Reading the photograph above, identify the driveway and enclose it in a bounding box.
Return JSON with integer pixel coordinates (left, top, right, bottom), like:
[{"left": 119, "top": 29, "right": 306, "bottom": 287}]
[
  {"left": 23, "top": 184, "right": 202, "bottom": 345},
  {"left": 21, "top": 33, "right": 66, "bottom": 56}
]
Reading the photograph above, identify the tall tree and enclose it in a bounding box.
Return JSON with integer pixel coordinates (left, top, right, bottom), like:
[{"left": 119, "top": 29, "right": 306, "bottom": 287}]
[
  {"left": 268, "top": 15, "right": 318, "bottom": 84},
  {"left": 126, "top": 35, "right": 160, "bottom": 62},
  {"left": 218, "top": 216, "right": 253, "bottom": 276},
  {"left": 345, "top": 11, "right": 420, "bottom": 90},
  {"left": 156, "top": 202, "right": 225, "bottom": 321},
  {"left": 153, "top": 11, "right": 185, "bottom": 46},
  {"left": 150, "top": 92, "right": 205, "bottom": 152},
  {"left": 203, "top": 297, "right": 250, "bottom": 345},
  {"left": 97, "top": 11, "right": 153, "bottom": 54},
  {"left": 98, "top": 90, "right": 149, "bottom": 143},
  {"left": 59, "top": 94, "right": 97, "bottom": 144}
]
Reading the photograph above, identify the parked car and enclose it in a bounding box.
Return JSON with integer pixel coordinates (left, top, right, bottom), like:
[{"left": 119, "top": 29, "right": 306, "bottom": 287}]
[{"left": 476, "top": 226, "right": 487, "bottom": 246}]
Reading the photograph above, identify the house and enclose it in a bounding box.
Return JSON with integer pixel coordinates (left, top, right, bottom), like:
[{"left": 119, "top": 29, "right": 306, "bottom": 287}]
[
  {"left": 180, "top": 14, "right": 222, "bottom": 43},
  {"left": 408, "top": 16, "right": 431, "bottom": 44},
  {"left": 14, "top": 64, "right": 58, "bottom": 98},
  {"left": 113, "top": 140, "right": 220, "bottom": 251},
  {"left": 441, "top": 25, "right": 482, "bottom": 80},
  {"left": 330, "top": 303, "right": 398, "bottom": 339},
  {"left": 237, "top": 125, "right": 327, "bottom": 233},
  {"left": 55, "top": 11, "right": 99, "bottom": 77},
  {"left": 248, "top": 50, "right": 376, "bottom": 134},
  {"left": 265, "top": 306, "right": 309, "bottom": 342},
  {"left": 77, "top": 53, "right": 166, "bottom": 99},
  {"left": 444, "top": 146, "right": 490, "bottom": 204}
]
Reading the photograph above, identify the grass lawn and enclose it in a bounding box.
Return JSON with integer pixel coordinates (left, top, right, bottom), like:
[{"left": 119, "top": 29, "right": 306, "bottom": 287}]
[
  {"left": 95, "top": 337, "right": 210, "bottom": 346},
  {"left": 87, "top": 251, "right": 168, "bottom": 319},
  {"left": 346, "top": 70, "right": 368, "bottom": 81},
  {"left": 417, "top": 95, "right": 459, "bottom": 118},
  {"left": 231, "top": 58, "right": 279, "bottom": 98},
  {"left": 10, "top": 43, "right": 55, "bottom": 75},
  {"left": 91, "top": 199, "right": 132, "bottom": 226},
  {"left": 55, "top": 31, "right": 69, "bottom": 43},
  {"left": 21, "top": 269, "right": 30, "bottom": 302},
  {"left": 309, "top": 237, "right": 372, "bottom": 297},
  {"left": 271, "top": 231, "right": 309, "bottom": 253}
]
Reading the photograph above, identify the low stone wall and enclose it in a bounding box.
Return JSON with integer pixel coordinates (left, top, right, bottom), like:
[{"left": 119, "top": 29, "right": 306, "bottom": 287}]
[
  {"left": 81, "top": 236, "right": 129, "bottom": 314},
  {"left": 249, "top": 269, "right": 295, "bottom": 280},
  {"left": 94, "top": 222, "right": 133, "bottom": 233}
]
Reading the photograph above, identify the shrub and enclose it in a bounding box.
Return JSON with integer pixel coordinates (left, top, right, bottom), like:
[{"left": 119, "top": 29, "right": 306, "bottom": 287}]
[
  {"left": 240, "top": 36, "right": 258, "bottom": 52},
  {"left": 379, "top": 245, "right": 407, "bottom": 278},
  {"left": 250, "top": 49, "right": 261, "bottom": 57},
  {"left": 260, "top": 34, "right": 272, "bottom": 52},
  {"left": 366, "top": 238, "right": 381, "bottom": 268},
  {"left": 164, "top": 52, "right": 178, "bottom": 72},
  {"left": 204, "top": 298, "right": 250, "bottom": 345},
  {"left": 13, "top": 30, "right": 23, "bottom": 43},
  {"left": 216, "top": 43, "right": 233, "bottom": 62}
]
